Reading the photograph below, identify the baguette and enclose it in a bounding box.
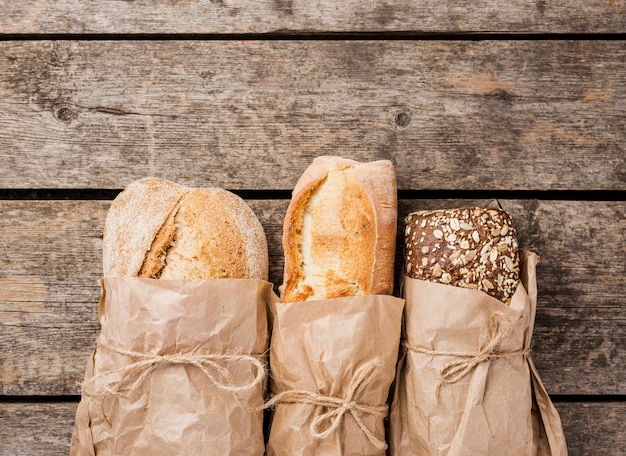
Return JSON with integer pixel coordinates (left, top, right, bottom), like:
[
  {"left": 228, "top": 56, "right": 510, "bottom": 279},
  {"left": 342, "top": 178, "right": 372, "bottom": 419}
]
[
  {"left": 280, "top": 156, "right": 397, "bottom": 302},
  {"left": 404, "top": 207, "right": 520, "bottom": 304},
  {"left": 103, "top": 177, "right": 268, "bottom": 280}
]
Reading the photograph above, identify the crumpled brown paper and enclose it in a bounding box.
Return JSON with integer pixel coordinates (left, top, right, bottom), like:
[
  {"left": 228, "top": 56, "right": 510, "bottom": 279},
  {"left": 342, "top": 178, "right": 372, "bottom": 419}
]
[
  {"left": 265, "top": 294, "right": 405, "bottom": 456},
  {"left": 389, "top": 251, "right": 567, "bottom": 455},
  {"left": 70, "top": 277, "right": 274, "bottom": 456}
]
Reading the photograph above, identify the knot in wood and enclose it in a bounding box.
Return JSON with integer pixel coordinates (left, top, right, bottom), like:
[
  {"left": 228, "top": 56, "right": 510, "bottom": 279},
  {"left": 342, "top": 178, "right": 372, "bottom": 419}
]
[{"left": 394, "top": 111, "right": 411, "bottom": 128}]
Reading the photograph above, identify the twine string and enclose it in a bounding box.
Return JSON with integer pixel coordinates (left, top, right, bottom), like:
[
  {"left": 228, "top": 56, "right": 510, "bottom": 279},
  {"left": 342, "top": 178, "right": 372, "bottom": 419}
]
[
  {"left": 405, "top": 312, "right": 530, "bottom": 396},
  {"left": 82, "top": 343, "right": 266, "bottom": 399},
  {"left": 263, "top": 359, "right": 388, "bottom": 451}
]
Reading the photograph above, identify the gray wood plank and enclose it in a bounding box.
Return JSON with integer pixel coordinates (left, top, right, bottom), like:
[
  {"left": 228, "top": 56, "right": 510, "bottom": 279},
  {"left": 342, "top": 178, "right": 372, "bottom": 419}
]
[
  {"left": 500, "top": 200, "right": 626, "bottom": 396},
  {"left": 0, "top": 401, "right": 623, "bottom": 455},
  {"left": 1, "top": 41, "right": 624, "bottom": 191},
  {"left": 0, "top": 402, "right": 77, "bottom": 456},
  {"left": 1, "top": 1, "right": 625, "bottom": 34},
  {"left": 0, "top": 199, "right": 623, "bottom": 395},
  {"left": 559, "top": 402, "right": 626, "bottom": 456}
]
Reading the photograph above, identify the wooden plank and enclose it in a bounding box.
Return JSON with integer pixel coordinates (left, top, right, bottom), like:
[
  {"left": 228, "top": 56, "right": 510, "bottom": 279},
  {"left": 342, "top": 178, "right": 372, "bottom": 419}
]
[
  {"left": 1, "top": 41, "right": 624, "bottom": 191},
  {"left": 0, "top": 402, "right": 77, "bottom": 456},
  {"left": 0, "top": 401, "right": 624, "bottom": 455},
  {"left": 0, "top": 199, "right": 623, "bottom": 396},
  {"left": 558, "top": 402, "right": 626, "bottom": 455},
  {"left": 1, "top": 1, "right": 625, "bottom": 34},
  {"left": 499, "top": 200, "right": 626, "bottom": 396}
]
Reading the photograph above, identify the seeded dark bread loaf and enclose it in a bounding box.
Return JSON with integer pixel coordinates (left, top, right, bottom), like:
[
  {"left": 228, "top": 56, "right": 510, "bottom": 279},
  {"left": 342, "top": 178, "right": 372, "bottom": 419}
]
[
  {"left": 103, "top": 177, "right": 269, "bottom": 280},
  {"left": 404, "top": 207, "right": 520, "bottom": 305},
  {"left": 280, "top": 156, "right": 397, "bottom": 302}
]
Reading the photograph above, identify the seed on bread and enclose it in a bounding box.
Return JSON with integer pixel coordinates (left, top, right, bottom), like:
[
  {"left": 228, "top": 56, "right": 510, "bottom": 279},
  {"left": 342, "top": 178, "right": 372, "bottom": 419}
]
[{"left": 403, "top": 207, "right": 520, "bottom": 305}]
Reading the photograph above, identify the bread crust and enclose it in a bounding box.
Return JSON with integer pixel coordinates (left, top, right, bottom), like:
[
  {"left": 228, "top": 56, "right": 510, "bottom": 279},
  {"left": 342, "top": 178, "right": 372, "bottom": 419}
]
[
  {"left": 404, "top": 207, "right": 520, "bottom": 304},
  {"left": 280, "top": 157, "right": 397, "bottom": 302},
  {"left": 103, "top": 178, "right": 268, "bottom": 280}
]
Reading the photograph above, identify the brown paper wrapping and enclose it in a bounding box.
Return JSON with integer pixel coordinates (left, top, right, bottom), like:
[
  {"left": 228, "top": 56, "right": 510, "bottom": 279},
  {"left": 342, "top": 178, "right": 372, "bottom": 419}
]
[
  {"left": 266, "top": 294, "right": 405, "bottom": 456},
  {"left": 70, "top": 277, "right": 274, "bottom": 456},
  {"left": 389, "top": 251, "right": 567, "bottom": 455}
]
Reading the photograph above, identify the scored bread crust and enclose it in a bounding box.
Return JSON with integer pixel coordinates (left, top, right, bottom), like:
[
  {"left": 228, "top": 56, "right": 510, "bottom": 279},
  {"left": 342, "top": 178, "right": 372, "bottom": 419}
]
[
  {"left": 103, "top": 178, "right": 268, "bottom": 280},
  {"left": 103, "top": 178, "right": 186, "bottom": 278},
  {"left": 280, "top": 156, "right": 397, "bottom": 302}
]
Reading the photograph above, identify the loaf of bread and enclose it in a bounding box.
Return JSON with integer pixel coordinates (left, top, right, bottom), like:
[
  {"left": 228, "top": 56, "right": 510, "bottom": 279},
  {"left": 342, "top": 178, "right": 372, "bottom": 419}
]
[
  {"left": 280, "top": 156, "right": 397, "bottom": 302},
  {"left": 103, "top": 177, "right": 268, "bottom": 280},
  {"left": 404, "top": 207, "right": 520, "bottom": 305}
]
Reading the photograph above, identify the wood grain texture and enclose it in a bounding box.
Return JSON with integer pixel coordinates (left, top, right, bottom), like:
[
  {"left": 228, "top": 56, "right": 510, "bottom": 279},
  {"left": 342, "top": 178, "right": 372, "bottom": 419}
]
[
  {"left": 558, "top": 402, "right": 626, "bottom": 456},
  {"left": 0, "top": 401, "right": 623, "bottom": 455},
  {"left": 1, "top": 0, "right": 625, "bottom": 34},
  {"left": 0, "top": 199, "right": 623, "bottom": 395},
  {"left": 0, "top": 402, "right": 78, "bottom": 456},
  {"left": 1, "top": 41, "right": 624, "bottom": 191}
]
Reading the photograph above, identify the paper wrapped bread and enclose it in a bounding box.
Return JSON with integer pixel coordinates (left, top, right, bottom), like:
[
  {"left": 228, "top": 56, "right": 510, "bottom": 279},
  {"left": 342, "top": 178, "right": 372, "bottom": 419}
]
[
  {"left": 280, "top": 156, "right": 397, "bottom": 302},
  {"left": 268, "top": 156, "right": 403, "bottom": 455},
  {"left": 103, "top": 177, "right": 268, "bottom": 280},
  {"left": 71, "top": 177, "right": 271, "bottom": 455},
  {"left": 390, "top": 251, "right": 568, "bottom": 455},
  {"left": 404, "top": 207, "right": 520, "bottom": 305}
]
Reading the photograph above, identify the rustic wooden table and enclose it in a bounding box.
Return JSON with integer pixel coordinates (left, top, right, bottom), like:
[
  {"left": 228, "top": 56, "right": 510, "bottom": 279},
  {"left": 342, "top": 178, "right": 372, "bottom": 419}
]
[{"left": 1, "top": 2, "right": 624, "bottom": 455}]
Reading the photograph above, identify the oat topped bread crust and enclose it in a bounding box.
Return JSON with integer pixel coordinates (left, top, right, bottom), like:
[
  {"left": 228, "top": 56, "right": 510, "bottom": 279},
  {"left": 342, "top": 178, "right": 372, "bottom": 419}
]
[{"left": 404, "top": 207, "right": 520, "bottom": 305}]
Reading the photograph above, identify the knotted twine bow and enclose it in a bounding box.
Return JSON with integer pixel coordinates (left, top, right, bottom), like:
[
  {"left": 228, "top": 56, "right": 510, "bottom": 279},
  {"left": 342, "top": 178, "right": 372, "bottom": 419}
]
[
  {"left": 263, "top": 359, "right": 389, "bottom": 451},
  {"left": 405, "top": 311, "right": 530, "bottom": 397},
  {"left": 81, "top": 342, "right": 266, "bottom": 399}
]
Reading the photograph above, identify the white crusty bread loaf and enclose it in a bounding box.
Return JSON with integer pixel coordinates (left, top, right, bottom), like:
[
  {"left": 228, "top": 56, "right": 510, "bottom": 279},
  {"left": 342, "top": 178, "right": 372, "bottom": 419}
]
[
  {"left": 280, "top": 156, "right": 397, "bottom": 302},
  {"left": 103, "top": 177, "right": 268, "bottom": 280}
]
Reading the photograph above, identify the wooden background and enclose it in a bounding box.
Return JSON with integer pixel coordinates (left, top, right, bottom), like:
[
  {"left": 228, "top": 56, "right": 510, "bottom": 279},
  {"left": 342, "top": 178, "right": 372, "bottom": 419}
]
[{"left": 1, "top": 2, "right": 625, "bottom": 455}]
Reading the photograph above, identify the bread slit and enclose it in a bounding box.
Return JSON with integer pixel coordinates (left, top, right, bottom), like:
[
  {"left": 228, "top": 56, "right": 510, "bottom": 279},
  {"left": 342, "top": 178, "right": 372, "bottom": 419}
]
[
  {"left": 282, "top": 165, "right": 380, "bottom": 301},
  {"left": 137, "top": 192, "right": 188, "bottom": 278}
]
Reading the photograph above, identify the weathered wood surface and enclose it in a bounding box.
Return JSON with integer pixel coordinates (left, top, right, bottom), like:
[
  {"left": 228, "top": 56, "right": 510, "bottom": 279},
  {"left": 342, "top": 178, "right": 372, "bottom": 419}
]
[
  {"left": 1, "top": 1, "right": 624, "bottom": 451},
  {"left": 1, "top": 1, "right": 625, "bottom": 34},
  {"left": 1, "top": 41, "right": 625, "bottom": 191},
  {"left": 1, "top": 401, "right": 624, "bottom": 455},
  {"left": 0, "top": 402, "right": 77, "bottom": 456},
  {"left": 0, "top": 199, "right": 623, "bottom": 396}
]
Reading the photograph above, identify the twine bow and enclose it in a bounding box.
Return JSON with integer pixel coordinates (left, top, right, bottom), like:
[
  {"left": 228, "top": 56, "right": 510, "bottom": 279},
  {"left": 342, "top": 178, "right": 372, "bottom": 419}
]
[
  {"left": 82, "top": 343, "right": 266, "bottom": 399},
  {"left": 405, "top": 312, "right": 530, "bottom": 396},
  {"left": 263, "top": 359, "right": 388, "bottom": 451}
]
